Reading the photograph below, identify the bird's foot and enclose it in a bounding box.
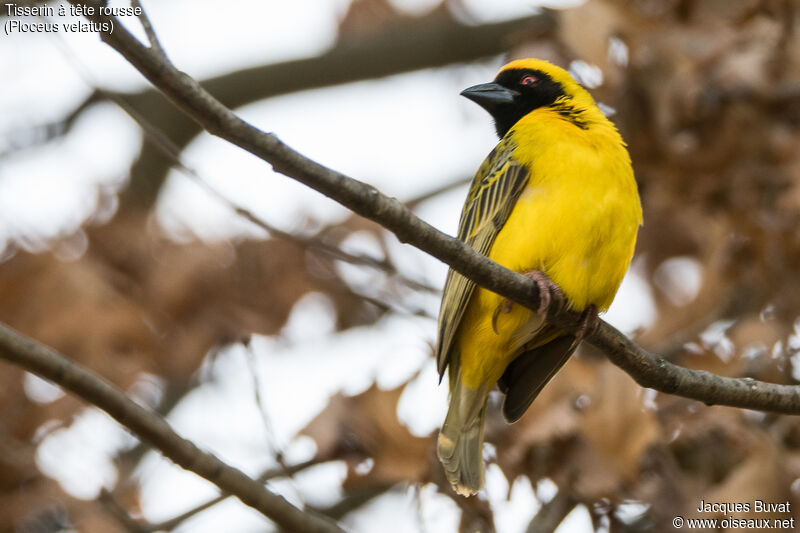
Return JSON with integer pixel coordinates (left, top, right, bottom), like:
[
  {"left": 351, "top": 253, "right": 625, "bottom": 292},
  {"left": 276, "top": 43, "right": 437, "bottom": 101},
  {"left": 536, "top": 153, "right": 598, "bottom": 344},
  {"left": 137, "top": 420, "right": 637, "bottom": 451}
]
[
  {"left": 491, "top": 270, "right": 564, "bottom": 334},
  {"left": 522, "top": 269, "right": 565, "bottom": 317}
]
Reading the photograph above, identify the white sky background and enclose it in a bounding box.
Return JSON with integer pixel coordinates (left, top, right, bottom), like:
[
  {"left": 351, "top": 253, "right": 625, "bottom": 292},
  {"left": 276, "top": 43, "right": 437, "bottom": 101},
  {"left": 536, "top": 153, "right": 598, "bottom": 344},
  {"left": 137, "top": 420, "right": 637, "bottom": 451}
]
[{"left": 0, "top": 0, "right": 671, "bottom": 531}]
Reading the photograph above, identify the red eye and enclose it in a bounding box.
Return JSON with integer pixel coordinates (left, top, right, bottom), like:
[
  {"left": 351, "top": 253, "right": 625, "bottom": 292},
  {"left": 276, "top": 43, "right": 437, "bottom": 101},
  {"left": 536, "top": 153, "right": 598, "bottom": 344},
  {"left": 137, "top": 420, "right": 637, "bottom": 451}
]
[{"left": 520, "top": 75, "right": 537, "bottom": 86}]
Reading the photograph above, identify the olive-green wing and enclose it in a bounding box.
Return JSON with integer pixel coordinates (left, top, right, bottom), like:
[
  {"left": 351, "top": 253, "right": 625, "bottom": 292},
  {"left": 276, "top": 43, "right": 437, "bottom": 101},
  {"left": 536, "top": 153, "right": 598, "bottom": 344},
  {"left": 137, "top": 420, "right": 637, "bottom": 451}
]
[{"left": 436, "top": 140, "right": 531, "bottom": 378}]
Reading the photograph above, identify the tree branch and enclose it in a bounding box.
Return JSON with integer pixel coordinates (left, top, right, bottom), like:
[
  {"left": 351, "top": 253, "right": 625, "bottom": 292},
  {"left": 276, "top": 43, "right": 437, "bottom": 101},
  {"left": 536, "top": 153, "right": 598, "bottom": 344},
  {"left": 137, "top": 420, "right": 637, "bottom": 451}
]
[
  {"left": 311, "top": 484, "right": 394, "bottom": 521},
  {"left": 0, "top": 324, "right": 343, "bottom": 533}
]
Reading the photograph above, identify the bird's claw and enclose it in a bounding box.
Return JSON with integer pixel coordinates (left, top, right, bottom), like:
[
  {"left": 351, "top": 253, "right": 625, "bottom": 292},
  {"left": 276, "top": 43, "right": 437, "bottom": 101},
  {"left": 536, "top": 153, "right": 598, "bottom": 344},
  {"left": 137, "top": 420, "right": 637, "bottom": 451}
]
[
  {"left": 521, "top": 269, "right": 564, "bottom": 318},
  {"left": 575, "top": 304, "right": 599, "bottom": 341},
  {"left": 568, "top": 304, "right": 599, "bottom": 351},
  {"left": 491, "top": 299, "right": 514, "bottom": 334}
]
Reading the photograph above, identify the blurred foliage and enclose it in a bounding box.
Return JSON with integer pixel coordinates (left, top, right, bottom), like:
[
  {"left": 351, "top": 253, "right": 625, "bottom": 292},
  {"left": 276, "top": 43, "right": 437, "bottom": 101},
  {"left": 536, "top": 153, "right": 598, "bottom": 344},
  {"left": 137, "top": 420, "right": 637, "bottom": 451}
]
[{"left": 2, "top": 0, "right": 800, "bottom": 531}]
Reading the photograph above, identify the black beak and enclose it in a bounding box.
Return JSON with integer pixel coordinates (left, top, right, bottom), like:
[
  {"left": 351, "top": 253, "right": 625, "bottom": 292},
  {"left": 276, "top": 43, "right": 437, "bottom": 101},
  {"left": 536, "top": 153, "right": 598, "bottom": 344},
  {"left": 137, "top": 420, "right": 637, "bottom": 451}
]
[{"left": 460, "top": 82, "right": 518, "bottom": 108}]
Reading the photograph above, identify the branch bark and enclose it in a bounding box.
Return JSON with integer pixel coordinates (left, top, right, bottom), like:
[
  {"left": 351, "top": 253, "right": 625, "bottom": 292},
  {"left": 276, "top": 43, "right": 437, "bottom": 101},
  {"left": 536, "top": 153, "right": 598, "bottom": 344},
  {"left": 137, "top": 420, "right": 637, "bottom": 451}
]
[
  {"left": 0, "top": 324, "right": 343, "bottom": 533},
  {"left": 60, "top": 0, "right": 800, "bottom": 414}
]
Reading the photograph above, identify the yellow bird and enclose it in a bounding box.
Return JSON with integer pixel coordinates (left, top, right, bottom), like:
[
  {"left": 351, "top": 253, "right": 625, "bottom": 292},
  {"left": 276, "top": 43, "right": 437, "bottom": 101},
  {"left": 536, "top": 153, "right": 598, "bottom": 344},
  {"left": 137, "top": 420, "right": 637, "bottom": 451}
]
[{"left": 436, "top": 59, "right": 642, "bottom": 496}]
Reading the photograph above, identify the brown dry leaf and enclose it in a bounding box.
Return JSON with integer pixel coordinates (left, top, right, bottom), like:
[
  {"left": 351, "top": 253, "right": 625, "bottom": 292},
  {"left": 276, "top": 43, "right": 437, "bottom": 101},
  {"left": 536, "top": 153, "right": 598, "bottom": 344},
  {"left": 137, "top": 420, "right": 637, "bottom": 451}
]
[
  {"left": 490, "top": 354, "right": 596, "bottom": 481},
  {"left": 665, "top": 406, "right": 752, "bottom": 489},
  {"left": 779, "top": 449, "right": 800, "bottom": 517},
  {"left": 300, "top": 383, "right": 433, "bottom": 489},
  {"left": 492, "top": 356, "right": 659, "bottom": 500},
  {"left": 338, "top": 0, "right": 448, "bottom": 41},
  {"left": 557, "top": 0, "right": 632, "bottom": 90},
  {"left": 699, "top": 433, "right": 792, "bottom": 522},
  {"left": 777, "top": 158, "right": 800, "bottom": 212},
  {"left": 338, "top": 0, "right": 402, "bottom": 39},
  {"left": 575, "top": 364, "right": 660, "bottom": 498}
]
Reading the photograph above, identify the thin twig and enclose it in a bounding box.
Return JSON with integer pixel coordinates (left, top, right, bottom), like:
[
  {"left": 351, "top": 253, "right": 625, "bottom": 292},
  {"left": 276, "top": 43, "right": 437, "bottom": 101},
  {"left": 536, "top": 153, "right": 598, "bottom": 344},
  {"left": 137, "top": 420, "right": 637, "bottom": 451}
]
[
  {"left": 244, "top": 346, "right": 287, "bottom": 464},
  {"left": 99, "top": 458, "right": 323, "bottom": 533},
  {"left": 150, "top": 459, "right": 322, "bottom": 532},
  {"left": 63, "top": 0, "right": 800, "bottom": 414},
  {"left": 525, "top": 490, "right": 576, "bottom": 533},
  {"left": 310, "top": 484, "right": 394, "bottom": 520},
  {"left": 242, "top": 343, "right": 309, "bottom": 511},
  {"left": 0, "top": 91, "right": 100, "bottom": 159},
  {"left": 404, "top": 175, "right": 471, "bottom": 210},
  {"left": 412, "top": 484, "right": 430, "bottom": 533},
  {"left": 131, "top": 0, "right": 167, "bottom": 59},
  {"left": 158, "top": 459, "right": 324, "bottom": 533},
  {"left": 98, "top": 490, "right": 146, "bottom": 533}
]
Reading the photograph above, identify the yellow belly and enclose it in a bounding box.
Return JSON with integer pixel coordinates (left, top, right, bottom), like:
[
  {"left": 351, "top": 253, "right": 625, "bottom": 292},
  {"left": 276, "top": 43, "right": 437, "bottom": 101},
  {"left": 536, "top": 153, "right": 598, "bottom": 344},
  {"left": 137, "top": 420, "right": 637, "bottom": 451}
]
[{"left": 456, "top": 128, "right": 640, "bottom": 389}]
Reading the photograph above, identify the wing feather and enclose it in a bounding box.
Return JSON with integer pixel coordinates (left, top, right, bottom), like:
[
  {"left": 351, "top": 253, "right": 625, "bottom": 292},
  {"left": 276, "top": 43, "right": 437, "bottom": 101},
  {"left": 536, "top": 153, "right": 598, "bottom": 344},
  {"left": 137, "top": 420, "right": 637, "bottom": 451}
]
[{"left": 436, "top": 139, "right": 530, "bottom": 377}]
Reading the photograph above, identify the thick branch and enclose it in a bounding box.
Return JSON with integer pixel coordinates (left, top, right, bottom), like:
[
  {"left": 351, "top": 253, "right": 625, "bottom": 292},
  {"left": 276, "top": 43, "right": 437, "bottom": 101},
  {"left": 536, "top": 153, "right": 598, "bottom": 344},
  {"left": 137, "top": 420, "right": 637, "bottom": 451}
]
[
  {"left": 0, "top": 325, "right": 343, "bottom": 533},
  {"left": 66, "top": 4, "right": 800, "bottom": 411}
]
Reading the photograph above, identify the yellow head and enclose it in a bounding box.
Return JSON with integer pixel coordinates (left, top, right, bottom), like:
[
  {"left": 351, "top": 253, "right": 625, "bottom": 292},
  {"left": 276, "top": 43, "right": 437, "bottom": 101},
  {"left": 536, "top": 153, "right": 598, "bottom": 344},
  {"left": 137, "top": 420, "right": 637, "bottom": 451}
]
[{"left": 461, "top": 58, "right": 598, "bottom": 138}]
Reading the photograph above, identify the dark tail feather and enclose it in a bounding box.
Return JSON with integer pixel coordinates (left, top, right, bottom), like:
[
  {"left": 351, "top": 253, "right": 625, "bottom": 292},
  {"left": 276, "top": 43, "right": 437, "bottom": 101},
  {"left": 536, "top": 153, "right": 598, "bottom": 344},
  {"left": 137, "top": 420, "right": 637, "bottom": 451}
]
[{"left": 499, "top": 334, "right": 576, "bottom": 423}]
